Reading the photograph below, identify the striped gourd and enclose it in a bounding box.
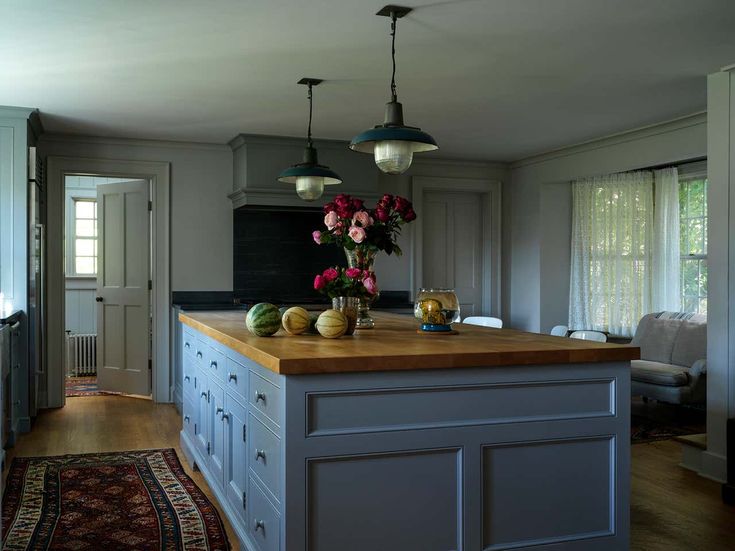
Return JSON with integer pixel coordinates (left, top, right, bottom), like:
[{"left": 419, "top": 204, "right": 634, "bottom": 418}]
[
  {"left": 281, "top": 307, "right": 310, "bottom": 335},
  {"left": 315, "top": 309, "right": 348, "bottom": 339},
  {"left": 246, "top": 303, "right": 282, "bottom": 337}
]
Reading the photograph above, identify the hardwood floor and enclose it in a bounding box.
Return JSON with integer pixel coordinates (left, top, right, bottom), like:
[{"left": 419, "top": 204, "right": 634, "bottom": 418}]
[
  {"left": 3, "top": 395, "right": 240, "bottom": 550},
  {"left": 4, "top": 396, "right": 734, "bottom": 550}
]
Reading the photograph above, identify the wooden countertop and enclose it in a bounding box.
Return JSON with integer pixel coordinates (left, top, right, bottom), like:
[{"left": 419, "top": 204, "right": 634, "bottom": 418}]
[{"left": 179, "top": 311, "right": 639, "bottom": 375}]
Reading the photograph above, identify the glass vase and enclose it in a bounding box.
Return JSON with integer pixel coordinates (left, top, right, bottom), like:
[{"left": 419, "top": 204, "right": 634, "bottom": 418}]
[
  {"left": 344, "top": 247, "right": 379, "bottom": 329},
  {"left": 332, "top": 296, "right": 359, "bottom": 335}
]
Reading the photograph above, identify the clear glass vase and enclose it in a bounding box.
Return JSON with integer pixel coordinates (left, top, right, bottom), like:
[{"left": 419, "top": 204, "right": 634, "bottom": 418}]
[
  {"left": 344, "top": 247, "right": 379, "bottom": 329},
  {"left": 332, "top": 296, "right": 359, "bottom": 335}
]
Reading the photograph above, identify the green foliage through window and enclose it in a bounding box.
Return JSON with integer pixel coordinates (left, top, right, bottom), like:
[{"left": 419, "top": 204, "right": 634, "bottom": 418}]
[{"left": 679, "top": 178, "right": 707, "bottom": 314}]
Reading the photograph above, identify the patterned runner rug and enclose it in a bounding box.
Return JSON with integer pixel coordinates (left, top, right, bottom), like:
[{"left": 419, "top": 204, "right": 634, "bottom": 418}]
[
  {"left": 1, "top": 448, "right": 230, "bottom": 550},
  {"left": 65, "top": 376, "right": 122, "bottom": 397}
]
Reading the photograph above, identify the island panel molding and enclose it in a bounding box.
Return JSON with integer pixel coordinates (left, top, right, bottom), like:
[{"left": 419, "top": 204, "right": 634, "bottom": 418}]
[
  {"left": 178, "top": 311, "right": 640, "bottom": 375},
  {"left": 177, "top": 310, "right": 632, "bottom": 550}
]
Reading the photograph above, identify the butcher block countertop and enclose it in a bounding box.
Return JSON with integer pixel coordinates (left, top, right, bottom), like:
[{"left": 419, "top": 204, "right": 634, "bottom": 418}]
[{"left": 179, "top": 311, "right": 639, "bottom": 375}]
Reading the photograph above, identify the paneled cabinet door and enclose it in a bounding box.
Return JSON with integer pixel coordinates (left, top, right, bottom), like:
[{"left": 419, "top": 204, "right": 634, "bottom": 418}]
[
  {"left": 225, "top": 394, "right": 248, "bottom": 526},
  {"left": 209, "top": 381, "right": 226, "bottom": 489},
  {"left": 195, "top": 371, "right": 209, "bottom": 460}
]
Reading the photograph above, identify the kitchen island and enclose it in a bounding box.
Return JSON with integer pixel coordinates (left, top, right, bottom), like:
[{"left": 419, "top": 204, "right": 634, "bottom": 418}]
[{"left": 178, "top": 311, "right": 638, "bottom": 551}]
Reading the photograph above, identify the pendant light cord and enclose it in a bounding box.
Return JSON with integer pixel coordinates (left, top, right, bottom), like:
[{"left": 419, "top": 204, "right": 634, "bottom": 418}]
[
  {"left": 307, "top": 82, "right": 313, "bottom": 148},
  {"left": 390, "top": 11, "right": 398, "bottom": 102}
]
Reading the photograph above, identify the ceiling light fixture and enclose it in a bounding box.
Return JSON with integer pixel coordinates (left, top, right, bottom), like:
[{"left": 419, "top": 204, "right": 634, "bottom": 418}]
[
  {"left": 278, "top": 78, "right": 342, "bottom": 201},
  {"left": 349, "top": 5, "right": 438, "bottom": 175}
]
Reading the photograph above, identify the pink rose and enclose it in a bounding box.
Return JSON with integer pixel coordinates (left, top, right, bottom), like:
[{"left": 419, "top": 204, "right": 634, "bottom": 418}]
[
  {"left": 363, "top": 276, "right": 378, "bottom": 295},
  {"left": 345, "top": 267, "right": 362, "bottom": 279},
  {"left": 352, "top": 210, "right": 372, "bottom": 228},
  {"left": 312, "top": 230, "right": 322, "bottom": 244},
  {"left": 348, "top": 225, "right": 366, "bottom": 243},
  {"left": 333, "top": 221, "right": 344, "bottom": 236},
  {"left": 322, "top": 267, "right": 339, "bottom": 282},
  {"left": 314, "top": 275, "right": 326, "bottom": 290},
  {"left": 324, "top": 211, "right": 339, "bottom": 229}
]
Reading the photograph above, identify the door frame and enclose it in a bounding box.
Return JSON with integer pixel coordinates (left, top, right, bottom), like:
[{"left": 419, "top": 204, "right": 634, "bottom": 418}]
[
  {"left": 412, "top": 177, "right": 502, "bottom": 318},
  {"left": 46, "top": 156, "right": 170, "bottom": 407}
]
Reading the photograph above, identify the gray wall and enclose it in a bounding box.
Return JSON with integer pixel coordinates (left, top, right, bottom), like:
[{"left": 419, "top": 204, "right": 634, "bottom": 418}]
[
  {"left": 504, "top": 113, "right": 707, "bottom": 333},
  {"left": 39, "top": 135, "right": 234, "bottom": 292}
]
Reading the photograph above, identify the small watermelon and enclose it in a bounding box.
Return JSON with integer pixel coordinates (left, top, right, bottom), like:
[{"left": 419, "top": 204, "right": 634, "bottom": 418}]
[
  {"left": 282, "top": 307, "right": 310, "bottom": 335},
  {"left": 316, "top": 309, "right": 348, "bottom": 339},
  {"left": 246, "top": 303, "right": 282, "bottom": 337}
]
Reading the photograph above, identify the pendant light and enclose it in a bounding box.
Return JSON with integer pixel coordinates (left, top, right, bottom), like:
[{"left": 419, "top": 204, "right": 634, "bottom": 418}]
[
  {"left": 278, "top": 78, "right": 342, "bottom": 201},
  {"left": 350, "top": 5, "right": 438, "bottom": 175}
]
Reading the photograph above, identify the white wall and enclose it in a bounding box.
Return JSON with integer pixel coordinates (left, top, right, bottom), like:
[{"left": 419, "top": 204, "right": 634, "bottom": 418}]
[
  {"left": 504, "top": 113, "right": 707, "bottom": 333},
  {"left": 39, "top": 134, "right": 234, "bottom": 292}
]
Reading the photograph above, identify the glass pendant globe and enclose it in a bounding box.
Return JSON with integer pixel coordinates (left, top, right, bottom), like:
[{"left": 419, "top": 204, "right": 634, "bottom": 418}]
[
  {"left": 295, "top": 176, "right": 325, "bottom": 201},
  {"left": 374, "top": 140, "right": 414, "bottom": 175}
]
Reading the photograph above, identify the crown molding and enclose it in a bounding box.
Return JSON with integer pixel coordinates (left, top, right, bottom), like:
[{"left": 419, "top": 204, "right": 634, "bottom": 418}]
[
  {"left": 40, "top": 132, "right": 230, "bottom": 151},
  {"left": 0, "top": 105, "right": 37, "bottom": 119},
  {"left": 511, "top": 111, "right": 707, "bottom": 169}
]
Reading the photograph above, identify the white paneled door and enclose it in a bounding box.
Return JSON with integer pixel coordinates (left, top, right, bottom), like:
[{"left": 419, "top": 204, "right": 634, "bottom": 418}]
[
  {"left": 423, "top": 191, "right": 484, "bottom": 316},
  {"left": 96, "top": 180, "right": 151, "bottom": 396}
]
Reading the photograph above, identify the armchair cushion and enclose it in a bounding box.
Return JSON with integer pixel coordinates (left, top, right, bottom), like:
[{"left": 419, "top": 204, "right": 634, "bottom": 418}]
[
  {"left": 671, "top": 321, "right": 707, "bottom": 368},
  {"left": 635, "top": 319, "right": 682, "bottom": 364},
  {"left": 631, "top": 360, "right": 690, "bottom": 387}
]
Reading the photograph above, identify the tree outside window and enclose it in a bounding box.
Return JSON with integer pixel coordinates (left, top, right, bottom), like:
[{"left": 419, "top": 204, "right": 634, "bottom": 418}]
[{"left": 679, "top": 178, "right": 707, "bottom": 314}]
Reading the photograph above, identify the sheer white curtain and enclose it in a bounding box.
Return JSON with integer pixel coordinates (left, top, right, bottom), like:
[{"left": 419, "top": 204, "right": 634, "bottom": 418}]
[
  {"left": 652, "top": 167, "right": 681, "bottom": 311},
  {"left": 569, "top": 171, "right": 654, "bottom": 337}
]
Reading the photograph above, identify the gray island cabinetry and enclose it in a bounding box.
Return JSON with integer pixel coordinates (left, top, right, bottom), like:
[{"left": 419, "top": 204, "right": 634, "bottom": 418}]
[{"left": 178, "top": 311, "right": 638, "bottom": 551}]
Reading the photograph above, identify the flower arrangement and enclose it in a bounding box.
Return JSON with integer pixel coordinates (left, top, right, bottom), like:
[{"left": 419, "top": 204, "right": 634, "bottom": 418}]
[
  {"left": 313, "top": 266, "right": 378, "bottom": 299},
  {"left": 312, "top": 193, "right": 416, "bottom": 256}
]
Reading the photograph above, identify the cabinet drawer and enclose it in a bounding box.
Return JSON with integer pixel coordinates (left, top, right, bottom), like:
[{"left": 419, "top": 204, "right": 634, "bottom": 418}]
[
  {"left": 225, "top": 356, "right": 248, "bottom": 403},
  {"left": 206, "top": 345, "right": 227, "bottom": 385},
  {"left": 182, "top": 330, "right": 196, "bottom": 357},
  {"left": 182, "top": 394, "right": 197, "bottom": 442},
  {"left": 249, "top": 413, "right": 281, "bottom": 504},
  {"left": 249, "top": 370, "right": 281, "bottom": 427},
  {"left": 248, "top": 477, "right": 280, "bottom": 551},
  {"left": 182, "top": 354, "right": 196, "bottom": 401}
]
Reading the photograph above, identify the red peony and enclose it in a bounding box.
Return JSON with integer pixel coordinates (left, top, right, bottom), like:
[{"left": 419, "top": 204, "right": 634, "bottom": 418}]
[
  {"left": 403, "top": 208, "right": 417, "bottom": 222},
  {"left": 351, "top": 197, "right": 364, "bottom": 211},
  {"left": 345, "top": 267, "right": 362, "bottom": 279},
  {"left": 322, "top": 267, "right": 339, "bottom": 282},
  {"left": 374, "top": 207, "right": 390, "bottom": 222},
  {"left": 393, "top": 196, "right": 411, "bottom": 214},
  {"left": 323, "top": 201, "right": 336, "bottom": 214}
]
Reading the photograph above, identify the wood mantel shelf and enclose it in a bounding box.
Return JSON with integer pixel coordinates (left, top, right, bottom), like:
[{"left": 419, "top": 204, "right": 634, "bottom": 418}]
[{"left": 179, "top": 311, "right": 639, "bottom": 375}]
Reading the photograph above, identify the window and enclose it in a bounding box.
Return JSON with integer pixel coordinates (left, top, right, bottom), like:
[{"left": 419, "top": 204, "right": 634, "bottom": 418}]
[
  {"left": 72, "top": 199, "right": 98, "bottom": 275},
  {"left": 679, "top": 177, "right": 707, "bottom": 314}
]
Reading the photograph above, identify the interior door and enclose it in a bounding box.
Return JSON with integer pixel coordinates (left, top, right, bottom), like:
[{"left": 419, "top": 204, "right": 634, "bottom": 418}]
[
  {"left": 423, "top": 191, "right": 483, "bottom": 316},
  {"left": 96, "top": 180, "right": 151, "bottom": 395}
]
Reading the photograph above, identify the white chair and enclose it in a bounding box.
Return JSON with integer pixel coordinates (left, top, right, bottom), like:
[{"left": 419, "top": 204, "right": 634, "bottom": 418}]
[
  {"left": 550, "top": 325, "right": 568, "bottom": 337},
  {"left": 463, "top": 316, "right": 503, "bottom": 329},
  {"left": 569, "top": 330, "right": 607, "bottom": 342}
]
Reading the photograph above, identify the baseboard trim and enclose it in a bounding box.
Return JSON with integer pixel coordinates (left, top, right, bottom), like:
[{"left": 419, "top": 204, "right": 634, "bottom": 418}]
[
  {"left": 700, "top": 450, "right": 728, "bottom": 483},
  {"left": 180, "top": 430, "right": 257, "bottom": 551}
]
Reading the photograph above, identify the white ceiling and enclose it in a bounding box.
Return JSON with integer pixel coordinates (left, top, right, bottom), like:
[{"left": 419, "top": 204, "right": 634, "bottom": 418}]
[{"left": 2, "top": 0, "right": 734, "bottom": 161}]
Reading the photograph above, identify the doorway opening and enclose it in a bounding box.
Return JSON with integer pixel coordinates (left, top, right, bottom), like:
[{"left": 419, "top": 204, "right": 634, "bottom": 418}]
[{"left": 63, "top": 174, "right": 153, "bottom": 399}]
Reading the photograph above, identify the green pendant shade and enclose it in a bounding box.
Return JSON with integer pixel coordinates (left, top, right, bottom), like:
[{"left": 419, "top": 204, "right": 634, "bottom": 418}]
[{"left": 278, "top": 78, "right": 342, "bottom": 201}]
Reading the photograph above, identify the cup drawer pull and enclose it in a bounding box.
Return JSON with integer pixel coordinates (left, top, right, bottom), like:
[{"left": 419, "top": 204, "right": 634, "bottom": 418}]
[
  {"left": 255, "top": 449, "right": 266, "bottom": 462},
  {"left": 228, "top": 372, "right": 237, "bottom": 382},
  {"left": 255, "top": 391, "right": 266, "bottom": 403}
]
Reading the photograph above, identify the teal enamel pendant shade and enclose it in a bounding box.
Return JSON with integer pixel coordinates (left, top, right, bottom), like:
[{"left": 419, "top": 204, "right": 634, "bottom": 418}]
[
  {"left": 349, "top": 6, "right": 438, "bottom": 175},
  {"left": 278, "top": 78, "right": 342, "bottom": 201}
]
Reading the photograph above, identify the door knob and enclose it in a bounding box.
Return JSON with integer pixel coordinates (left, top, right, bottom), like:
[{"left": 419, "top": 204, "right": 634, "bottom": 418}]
[{"left": 95, "top": 297, "right": 103, "bottom": 302}]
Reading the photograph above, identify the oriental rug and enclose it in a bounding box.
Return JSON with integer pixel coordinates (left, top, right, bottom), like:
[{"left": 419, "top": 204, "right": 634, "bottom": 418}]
[
  {"left": 65, "top": 376, "right": 122, "bottom": 397},
  {"left": 1, "top": 448, "right": 229, "bottom": 551}
]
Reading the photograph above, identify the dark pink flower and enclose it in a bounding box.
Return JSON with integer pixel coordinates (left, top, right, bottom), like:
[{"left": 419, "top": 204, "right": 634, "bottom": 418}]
[
  {"left": 323, "top": 267, "right": 339, "bottom": 282},
  {"left": 323, "top": 201, "right": 336, "bottom": 214},
  {"left": 363, "top": 276, "right": 378, "bottom": 295},
  {"left": 334, "top": 194, "right": 351, "bottom": 209},
  {"left": 374, "top": 207, "right": 389, "bottom": 222},
  {"left": 403, "top": 208, "right": 416, "bottom": 222},
  {"left": 351, "top": 197, "right": 364, "bottom": 211},
  {"left": 312, "top": 230, "right": 322, "bottom": 244},
  {"left": 378, "top": 193, "right": 394, "bottom": 208},
  {"left": 394, "top": 196, "right": 411, "bottom": 214},
  {"left": 345, "top": 267, "right": 362, "bottom": 279},
  {"left": 314, "top": 275, "right": 326, "bottom": 290}
]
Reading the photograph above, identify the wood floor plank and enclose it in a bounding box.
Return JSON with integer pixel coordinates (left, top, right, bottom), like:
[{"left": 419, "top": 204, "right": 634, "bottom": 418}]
[{"left": 4, "top": 396, "right": 734, "bottom": 551}]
